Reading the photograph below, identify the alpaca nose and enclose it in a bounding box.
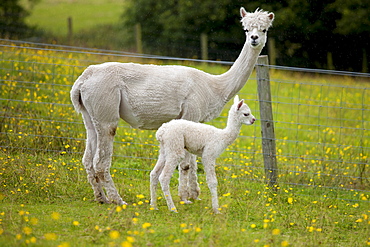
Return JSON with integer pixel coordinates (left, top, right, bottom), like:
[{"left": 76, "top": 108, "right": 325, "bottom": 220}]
[
  {"left": 251, "top": 35, "right": 258, "bottom": 40},
  {"left": 251, "top": 118, "right": 256, "bottom": 124}
]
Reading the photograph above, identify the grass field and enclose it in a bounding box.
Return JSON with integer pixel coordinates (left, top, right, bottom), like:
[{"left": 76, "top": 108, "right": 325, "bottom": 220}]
[
  {"left": 0, "top": 42, "right": 369, "bottom": 246},
  {"left": 22, "top": 0, "right": 124, "bottom": 36}
]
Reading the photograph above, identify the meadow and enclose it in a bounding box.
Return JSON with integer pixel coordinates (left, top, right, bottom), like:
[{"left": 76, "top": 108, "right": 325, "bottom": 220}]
[
  {"left": 22, "top": 0, "right": 124, "bottom": 36},
  {"left": 0, "top": 41, "right": 369, "bottom": 246}
]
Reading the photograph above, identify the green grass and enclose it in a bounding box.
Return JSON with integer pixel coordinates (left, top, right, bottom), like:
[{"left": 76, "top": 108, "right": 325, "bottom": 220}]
[
  {"left": 22, "top": 0, "right": 124, "bottom": 36},
  {"left": 1, "top": 42, "right": 370, "bottom": 246},
  {"left": 1, "top": 153, "right": 369, "bottom": 246}
]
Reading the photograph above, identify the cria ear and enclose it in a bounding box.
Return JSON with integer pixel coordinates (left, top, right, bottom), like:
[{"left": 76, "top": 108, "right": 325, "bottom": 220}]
[
  {"left": 237, "top": 99, "right": 244, "bottom": 111},
  {"left": 234, "top": 95, "right": 240, "bottom": 104},
  {"left": 240, "top": 7, "right": 247, "bottom": 18}
]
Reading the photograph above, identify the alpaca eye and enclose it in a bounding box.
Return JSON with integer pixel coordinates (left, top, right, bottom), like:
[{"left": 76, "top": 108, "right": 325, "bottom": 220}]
[
  {"left": 245, "top": 29, "right": 249, "bottom": 33},
  {"left": 262, "top": 29, "right": 267, "bottom": 33},
  {"left": 244, "top": 113, "right": 250, "bottom": 117}
]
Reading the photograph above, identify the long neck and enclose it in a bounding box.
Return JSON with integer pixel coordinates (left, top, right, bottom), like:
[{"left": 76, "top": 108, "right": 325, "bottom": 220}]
[
  {"left": 215, "top": 41, "right": 262, "bottom": 102},
  {"left": 221, "top": 112, "right": 243, "bottom": 146}
]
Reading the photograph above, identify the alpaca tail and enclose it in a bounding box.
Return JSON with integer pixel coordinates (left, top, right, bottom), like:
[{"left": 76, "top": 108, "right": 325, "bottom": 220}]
[
  {"left": 70, "top": 67, "right": 93, "bottom": 113},
  {"left": 70, "top": 82, "right": 83, "bottom": 113}
]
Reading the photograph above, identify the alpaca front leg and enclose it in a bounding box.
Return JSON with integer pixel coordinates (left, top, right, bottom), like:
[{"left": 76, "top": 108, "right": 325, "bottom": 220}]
[{"left": 150, "top": 152, "right": 166, "bottom": 210}]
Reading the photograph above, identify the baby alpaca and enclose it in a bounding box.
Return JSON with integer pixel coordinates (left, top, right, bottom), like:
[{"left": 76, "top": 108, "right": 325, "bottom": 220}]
[{"left": 150, "top": 95, "right": 256, "bottom": 214}]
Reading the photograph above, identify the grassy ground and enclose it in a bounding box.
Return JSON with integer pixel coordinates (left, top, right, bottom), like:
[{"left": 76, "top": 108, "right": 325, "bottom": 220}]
[
  {"left": 0, "top": 42, "right": 369, "bottom": 246},
  {"left": 22, "top": 0, "right": 124, "bottom": 36},
  {"left": 1, "top": 153, "right": 369, "bottom": 247}
]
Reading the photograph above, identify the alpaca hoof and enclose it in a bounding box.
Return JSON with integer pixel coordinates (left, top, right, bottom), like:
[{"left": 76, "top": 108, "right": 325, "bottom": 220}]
[
  {"left": 213, "top": 208, "right": 222, "bottom": 214},
  {"left": 114, "top": 199, "right": 127, "bottom": 205},
  {"left": 181, "top": 200, "right": 193, "bottom": 205},
  {"left": 97, "top": 198, "right": 111, "bottom": 204}
]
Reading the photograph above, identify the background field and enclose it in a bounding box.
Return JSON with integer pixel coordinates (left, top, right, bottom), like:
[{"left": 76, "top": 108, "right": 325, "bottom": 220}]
[
  {"left": 22, "top": 0, "right": 124, "bottom": 36},
  {"left": 0, "top": 40, "right": 369, "bottom": 246}
]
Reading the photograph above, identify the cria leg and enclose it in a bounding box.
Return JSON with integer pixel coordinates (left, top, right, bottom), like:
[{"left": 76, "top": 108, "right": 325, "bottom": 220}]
[
  {"left": 187, "top": 154, "right": 200, "bottom": 200},
  {"left": 159, "top": 152, "right": 184, "bottom": 212},
  {"left": 178, "top": 156, "right": 190, "bottom": 203},
  {"left": 203, "top": 156, "right": 220, "bottom": 214},
  {"left": 150, "top": 149, "right": 166, "bottom": 210},
  {"left": 81, "top": 110, "right": 109, "bottom": 204},
  {"left": 178, "top": 153, "right": 200, "bottom": 203}
]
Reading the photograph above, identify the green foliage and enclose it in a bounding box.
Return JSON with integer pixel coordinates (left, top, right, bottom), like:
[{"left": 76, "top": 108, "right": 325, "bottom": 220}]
[
  {"left": 0, "top": 0, "right": 39, "bottom": 38},
  {"left": 121, "top": 0, "right": 369, "bottom": 71},
  {"left": 24, "top": 0, "right": 124, "bottom": 36},
  {"left": 331, "top": 0, "right": 370, "bottom": 34}
]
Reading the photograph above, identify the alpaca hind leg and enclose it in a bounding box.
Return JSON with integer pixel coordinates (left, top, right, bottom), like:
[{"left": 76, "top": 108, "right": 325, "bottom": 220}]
[
  {"left": 160, "top": 153, "right": 184, "bottom": 212},
  {"left": 150, "top": 150, "right": 166, "bottom": 210},
  {"left": 203, "top": 156, "right": 220, "bottom": 214},
  {"left": 81, "top": 110, "right": 109, "bottom": 203},
  {"left": 187, "top": 154, "right": 200, "bottom": 200},
  {"left": 178, "top": 157, "right": 190, "bottom": 203},
  {"left": 178, "top": 153, "right": 200, "bottom": 203},
  {"left": 94, "top": 122, "right": 126, "bottom": 205},
  {"left": 84, "top": 86, "right": 126, "bottom": 205}
]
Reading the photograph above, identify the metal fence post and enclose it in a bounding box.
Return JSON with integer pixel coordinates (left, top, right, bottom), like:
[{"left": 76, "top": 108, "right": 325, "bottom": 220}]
[{"left": 256, "top": 55, "right": 278, "bottom": 187}]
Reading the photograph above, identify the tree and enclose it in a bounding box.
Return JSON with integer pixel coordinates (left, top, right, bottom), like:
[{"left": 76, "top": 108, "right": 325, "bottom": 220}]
[
  {"left": 331, "top": 0, "right": 370, "bottom": 72},
  {"left": 121, "top": 0, "right": 369, "bottom": 72},
  {"left": 0, "top": 0, "right": 39, "bottom": 38},
  {"left": 121, "top": 0, "right": 252, "bottom": 59},
  {"left": 271, "top": 0, "right": 341, "bottom": 69}
]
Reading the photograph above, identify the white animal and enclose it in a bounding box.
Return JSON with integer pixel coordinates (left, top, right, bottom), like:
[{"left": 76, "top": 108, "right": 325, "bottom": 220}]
[
  {"left": 70, "top": 8, "right": 274, "bottom": 205},
  {"left": 150, "top": 96, "right": 256, "bottom": 214}
]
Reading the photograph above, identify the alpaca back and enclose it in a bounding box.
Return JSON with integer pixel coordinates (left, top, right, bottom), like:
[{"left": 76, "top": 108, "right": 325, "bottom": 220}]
[{"left": 157, "top": 119, "right": 221, "bottom": 156}]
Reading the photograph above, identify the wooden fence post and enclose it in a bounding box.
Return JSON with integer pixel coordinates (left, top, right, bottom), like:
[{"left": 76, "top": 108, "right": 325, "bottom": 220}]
[
  {"left": 201, "top": 33, "right": 208, "bottom": 61},
  {"left": 135, "top": 23, "right": 143, "bottom": 54},
  {"left": 256, "top": 55, "right": 278, "bottom": 188},
  {"left": 67, "top": 17, "right": 73, "bottom": 43},
  {"left": 267, "top": 37, "right": 276, "bottom": 65}
]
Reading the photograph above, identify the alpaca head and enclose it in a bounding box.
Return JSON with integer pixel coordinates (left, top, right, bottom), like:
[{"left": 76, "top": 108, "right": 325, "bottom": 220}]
[
  {"left": 240, "top": 8, "right": 274, "bottom": 49},
  {"left": 231, "top": 95, "right": 256, "bottom": 125}
]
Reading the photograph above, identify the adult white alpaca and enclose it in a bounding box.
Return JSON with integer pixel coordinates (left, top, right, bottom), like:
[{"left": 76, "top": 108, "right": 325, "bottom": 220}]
[
  {"left": 150, "top": 96, "right": 255, "bottom": 214},
  {"left": 70, "top": 8, "right": 274, "bottom": 205}
]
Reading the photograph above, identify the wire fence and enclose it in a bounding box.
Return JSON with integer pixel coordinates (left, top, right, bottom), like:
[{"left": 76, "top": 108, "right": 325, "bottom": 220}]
[{"left": 1, "top": 39, "right": 369, "bottom": 202}]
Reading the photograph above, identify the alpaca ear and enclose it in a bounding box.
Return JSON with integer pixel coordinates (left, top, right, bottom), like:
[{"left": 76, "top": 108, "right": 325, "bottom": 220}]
[
  {"left": 237, "top": 99, "right": 244, "bottom": 111},
  {"left": 240, "top": 7, "right": 247, "bottom": 18},
  {"left": 234, "top": 95, "right": 240, "bottom": 104},
  {"left": 268, "top": 13, "right": 274, "bottom": 21}
]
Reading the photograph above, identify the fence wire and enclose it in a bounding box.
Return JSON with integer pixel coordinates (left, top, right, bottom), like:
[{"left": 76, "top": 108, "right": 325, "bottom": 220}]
[{"left": 1, "top": 39, "right": 369, "bottom": 202}]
